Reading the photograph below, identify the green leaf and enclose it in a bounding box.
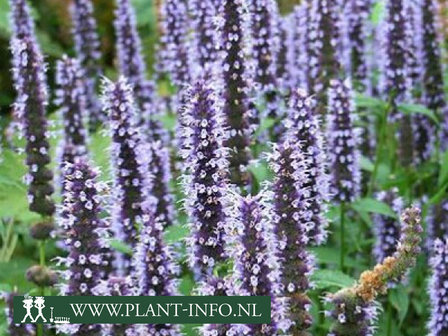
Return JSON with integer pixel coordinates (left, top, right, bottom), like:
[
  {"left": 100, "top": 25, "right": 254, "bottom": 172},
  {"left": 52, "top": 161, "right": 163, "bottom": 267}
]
[
  {"left": 389, "top": 286, "right": 409, "bottom": 325},
  {"left": 179, "top": 274, "right": 195, "bottom": 295},
  {"left": 438, "top": 151, "right": 448, "bottom": 187},
  {"left": 428, "top": 182, "right": 448, "bottom": 205},
  {"left": 398, "top": 103, "right": 439, "bottom": 124},
  {"left": 109, "top": 239, "right": 133, "bottom": 255},
  {"left": 360, "top": 155, "right": 374, "bottom": 172},
  {"left": 371, "top": 0, "right": 385, "bottom": 25},
  {"left": 311, "top": 269, "right": 355, "bottom": 289},
  {"left": 355, "top": 93, "right": 387, "bottom": 111},
  {"left": 165, "top": 224, "right": 189, "bottom": 243},
  {"left": 254, "top": 118, "right": 276, "bottom": 138},
  {"left": 352, "top": 198, "right": 397, "bottom": 218},
  {"left": 311, "top": 247, "right": 360, "bottom": 268}
]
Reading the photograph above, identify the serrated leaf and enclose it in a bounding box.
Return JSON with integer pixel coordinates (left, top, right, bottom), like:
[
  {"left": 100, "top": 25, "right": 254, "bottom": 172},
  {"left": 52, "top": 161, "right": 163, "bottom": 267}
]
[
  {"left": 352, "top": 198, "right": 397, "bottom": 218},
  {"left": 398, "top": 103, "right": 439, "bottom": 124},
  {"left": 311, "top": 270, "right": 355, "bottom": 289}
]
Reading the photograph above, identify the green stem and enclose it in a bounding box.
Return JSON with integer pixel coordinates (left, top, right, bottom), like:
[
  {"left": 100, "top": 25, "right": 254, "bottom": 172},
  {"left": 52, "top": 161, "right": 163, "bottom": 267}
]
[
  {"left": 39, "top": 241, "right": 46, "bottom": 267},
  {"left": 386, "top": 300, "right": 392, "bottom": 336},
  {"left": 340, "top": 202, "right": 346, "bottom": 272}
]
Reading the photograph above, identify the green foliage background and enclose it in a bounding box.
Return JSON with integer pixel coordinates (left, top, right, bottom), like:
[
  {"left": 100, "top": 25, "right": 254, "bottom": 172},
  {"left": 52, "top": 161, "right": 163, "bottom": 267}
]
[{"left": 0, "top": 1, "right": 447, "bottom": 336}]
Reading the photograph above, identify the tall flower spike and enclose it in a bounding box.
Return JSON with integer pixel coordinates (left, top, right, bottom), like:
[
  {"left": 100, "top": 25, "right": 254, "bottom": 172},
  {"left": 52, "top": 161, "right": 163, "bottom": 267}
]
[
  {"left": 249, "top": 0, "right": 281, "bottom": 120},
  {"left": 181, "top": 77, "right": 229, "bottom": 279},
  {"left": 345, "top": 0, "right": 371, "bottom": 91},
  {"left": 428, "top": 238, "right": 448, "bottom": 336},
  {"left": 218, "top": 0, "right": 254, "bottom": 188},
  {"left": 269, "top": 140, "right": 315, "bottom": 334},
  {"left": 58, "top": 160, "right": 111, "bottom": 335},
  {"left": 93, "top": 276, "right": 137, "bottom": 336},
  {"left": 9, "top": 0, "right": 36, "bottom": 41},
  {"left": 133, "top": 215, "right": 180, "bottom": 335},
  {"left": 188, "top": 0, "right": 218, "bottom": 77},
  {"left": 327, "top": 79, "right": 361, "bottom": 204},
  {"left": 427, "top": 200, "right": 448, "bottom": 251},
  {"left": 276, "top": 14, "right": 294, "bottom": 92},
  {"left": 197, "top": 276, "right": 237, "bottom": 336},
  {"left": 292, "top": 3, "right": 311, "bottom": 91},
  {"left": 10, "top": 37, "right": 55, "bottom": 217},
  {"left": 372, "top": 189, "right": 404, "bottom": 262},
  {"left": 160, "top": 0, "right": 191, "bottom": 86},
  {"left": 102, "top": 77, "right": 155, "bottom": 271},
  {"left": 327, "top": 206, "right": 422, "bottom": 336},
  {"left": 71, "top": 0, "right": 103, "bottom": 129},
  {"left": 285, "top": 89, "right": 329, "bottom": 245},
  {"left": 115, "top": 0, "right": 165, "bottom": 138},
  {"left": 55, "top": 56, "right": 88, "bottom": 157},
  {"left": 227, "top": 193, "right": 290, "bottom": 335},
  {"left": 147, "top": 140, "right": 176, "bottom": 227},
  {"left": 308, "top": 0, "right": 342, "bottom": 113}
]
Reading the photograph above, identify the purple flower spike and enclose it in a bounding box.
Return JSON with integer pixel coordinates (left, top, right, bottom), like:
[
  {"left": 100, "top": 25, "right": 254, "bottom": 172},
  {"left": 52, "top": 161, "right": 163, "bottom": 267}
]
[
  {"left": 227, "top": 193, "right": 290, "bottom": 335},
  {"left": 132, "top": 215, "right": 180, "bottom": 335},
  {"left": 160, "top": 0, "right": 191, "bottom": 86},
  {"left": 70, "top": 0, "right": 102, "bottom": 129},
  {"left": 147, "top": 140, "right": 176, "bottom": 227},
  {"left": 327, "top": 78, "right": 361, "bottom": 204},
  {"left": 10, "top": 37, "right": 55, "bottom": 217},
  {"left": 308, "top": 0, "right": 342, "bottom": 111},
  {"left": 345, "top": 0, "right": 371, "bottom": 91},
  {"left": 276, "top": 14, "right": 295, "bottom": 92},
  {"left": 188, "top": 0, "right": 218, "bottom": 76},
  {"left": 115, "top": 0, "right": 164, "bottom": 135},
  {"left": 101, "top": 77, "right": 155, "bottom": 271},
  {"left": 429, "top": 238, "right": 448, "bottom": 336},
  {"left": 373, "top": 189, "right": 404, "bottom": 262},
  {"left": 218, "top": 0, "right": 254, "bottom": 188},
  {"left": 9, "top": 0, "right": 36, "bottom": 42},
  {"left": 58, "top": 160, "right": 111, "bottom": 335},
  {"left": 427, "top": 201, "right": 448, "bottom": 251},
  {"left": 197, "top": 276, "right": 236, "bottom": 336},
  {"left": 181, "top": 78, "right": 229, "bottom": 279},
  {"left": 285, "top": 89, "right": 329, "bottom": 245},
  {"left": 93, "top": 276, "right": 137, "bottom": 336},
  {"left": 55, "top": 56, "right": 88, "bottom": 155},
  {"left": 2, "top": 292, "right": 35, "bottom": 336},
  {"left": 268, "top": 140, "right": 315, "bottom": 333}
]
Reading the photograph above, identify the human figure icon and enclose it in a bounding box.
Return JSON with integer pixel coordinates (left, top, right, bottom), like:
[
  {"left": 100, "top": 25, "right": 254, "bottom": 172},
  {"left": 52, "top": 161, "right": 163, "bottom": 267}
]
[
  {"left": 33, "top": 296, "right": 47, "bottom": 323},
  {"left": 21, "top": 297, "right": 34, "bottom": 323}
]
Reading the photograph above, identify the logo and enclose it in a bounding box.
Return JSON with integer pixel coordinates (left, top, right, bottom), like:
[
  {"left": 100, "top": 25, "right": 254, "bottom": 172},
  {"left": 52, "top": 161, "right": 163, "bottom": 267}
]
[{"left": 19, "top": 296, "right": 70, "bottom": 324}]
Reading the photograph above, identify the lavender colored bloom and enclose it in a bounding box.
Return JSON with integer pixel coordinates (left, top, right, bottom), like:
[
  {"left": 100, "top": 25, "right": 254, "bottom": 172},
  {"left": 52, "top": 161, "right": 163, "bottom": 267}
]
[
  {"left": 2, "top": 292, "right": 35, "bottom": 336},
  {"left": 115, "top": 0, "right": 166, "bottom": 138},
  {"left": 58, "top": 160, "right": 111, "bottom": 335},
  {"left": 291, "top": 3, "right": 311, "bottom": 91},
  {"left": 9, "top": 0, "right": 36, "bottom": 41},
  {"left": 345, "top": 0, "right": 371, "bottom": 91},
  {"left": 160, "top": 0, "right": 191, "bottom": 86},
  {"left": 147, "top": 140, "right": 176, "bottom": 227},
  {"left": 70, "top": 0, "right": 102, "bottom": 129},
  {"left": 327, "top": 79, "right": 361, "bottom": 204},
  {"left": 93, "top": 276, "right": 137, "bottom": 336},
  {"left": 227, "top": 193, "right": 290, "bottom": 335},
  {"left": 428, "top": 238, "right": 448, "bottom": 336},
  {"left": 55, "top": 56, "right": 88, "bottom": 158},
  {"left": 197, "top": 276, "right": 237, "bottom": 336},
  {"left": 102, "top": 77, "right": 155, "bottom": 270},
  {"left": 268, "top": 140, "right": 315, "bottom": 333},
  {"left": 10, "top": 37, "right": 55, "bottom": 217},
  {"left": 218, "top": 0, "right": 254, "bottom": 188},
  {"left": 276, "top": 14, "right": 294, "bottom": 92},
  {"left": 132, "top": 215, "right": 180, "bottom": 335},
  {"left": 373, "top": 189, "right": 404, "bottom": 262},
  {"left": 181, "top": 78, "right": 229, "bottom": 279},
  {"left": 427, "top": 201, "right": 448, "bottom": 251},
  {"left": 285, "top": 89, "right": 329, "bottom": 245},
  {"left": 188, "top": 0, "right": 218, "bottom": 76},
  {"left": 308, "top": 0, "right": 342, "bottom": 112},
  {"left": 249, "top": 0, "right": 281, "bottom": 118}
]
